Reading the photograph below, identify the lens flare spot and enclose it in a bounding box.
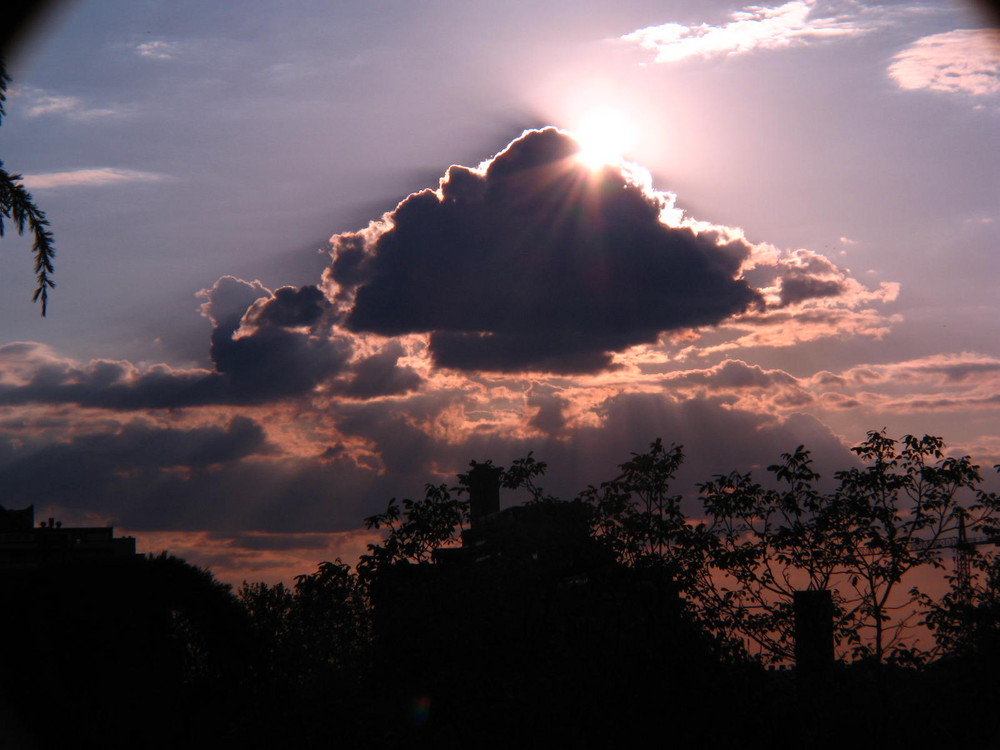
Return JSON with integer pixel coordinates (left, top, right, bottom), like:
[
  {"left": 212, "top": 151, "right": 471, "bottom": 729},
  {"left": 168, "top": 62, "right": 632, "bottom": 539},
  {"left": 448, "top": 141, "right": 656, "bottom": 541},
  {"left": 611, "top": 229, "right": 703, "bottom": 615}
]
[{"left": 409, "top": 694, "right": 431, "bottom": 726}]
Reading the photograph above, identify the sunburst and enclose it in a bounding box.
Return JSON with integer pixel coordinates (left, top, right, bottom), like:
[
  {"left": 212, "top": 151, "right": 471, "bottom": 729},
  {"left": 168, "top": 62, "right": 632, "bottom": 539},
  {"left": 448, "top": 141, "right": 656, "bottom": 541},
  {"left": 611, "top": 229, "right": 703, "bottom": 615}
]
[{"left": 573, "top": 107, "right": 638, "bottom": 170}]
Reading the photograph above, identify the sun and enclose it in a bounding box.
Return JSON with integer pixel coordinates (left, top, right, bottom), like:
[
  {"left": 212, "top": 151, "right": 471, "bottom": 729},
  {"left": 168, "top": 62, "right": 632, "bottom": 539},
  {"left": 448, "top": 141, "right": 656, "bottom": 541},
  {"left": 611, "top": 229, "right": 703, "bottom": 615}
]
[{"left": 573, "top": 107, "right": 638, "bottom": 170}]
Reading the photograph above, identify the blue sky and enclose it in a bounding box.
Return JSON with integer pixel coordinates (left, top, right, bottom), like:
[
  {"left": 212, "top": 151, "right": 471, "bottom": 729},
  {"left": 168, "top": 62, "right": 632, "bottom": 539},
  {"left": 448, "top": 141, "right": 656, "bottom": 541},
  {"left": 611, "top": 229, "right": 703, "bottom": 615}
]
[{"left": 1, "top": 0, "right": 997, "bottom": 582}]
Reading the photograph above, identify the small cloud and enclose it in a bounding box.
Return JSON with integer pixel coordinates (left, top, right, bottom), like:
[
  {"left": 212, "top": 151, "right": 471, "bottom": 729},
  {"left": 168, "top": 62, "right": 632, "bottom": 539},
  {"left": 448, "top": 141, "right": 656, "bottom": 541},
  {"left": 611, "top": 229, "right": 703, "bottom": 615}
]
[
  {"left": 621, "top": 0, "right": 873, "bottom": 64},
  {"left": 838, "top": 236, "right": 857, "bottom": 245},
  {"left": 888, "top": 29, "right": 1000, "bottom": 97},
  {"left": 135, "top": 41, "right": 179, "bottom": 61},
  {"left": 776, "top": 273, "right": 845, "bottom": 307},
  {"left": 25, "top": 94, "right": 80, "bottom": 117},
  {"left": 18, "top": 88, "right": 124, "bottom": 120},
  {"left": 21, "top": 168, "right": 168, "bottom": 190}
]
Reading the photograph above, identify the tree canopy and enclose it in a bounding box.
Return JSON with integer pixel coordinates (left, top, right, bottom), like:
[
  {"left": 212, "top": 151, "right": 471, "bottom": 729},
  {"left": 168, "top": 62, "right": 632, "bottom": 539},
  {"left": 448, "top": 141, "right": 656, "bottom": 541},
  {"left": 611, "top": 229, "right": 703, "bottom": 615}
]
[{"left": 357, "top": 430, "right": 1000, "bottom": 667}]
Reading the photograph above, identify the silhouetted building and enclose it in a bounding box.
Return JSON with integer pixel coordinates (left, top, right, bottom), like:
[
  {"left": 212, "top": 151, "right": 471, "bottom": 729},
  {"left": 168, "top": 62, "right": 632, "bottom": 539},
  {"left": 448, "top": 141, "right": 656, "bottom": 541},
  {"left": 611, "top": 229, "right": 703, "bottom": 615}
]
[
  {"left": 430, "top": 463, "right": 603, "bottom": 570},
  {"left": 0, "top": 505, "right": 139, "bottom": 569},
  {"left": 369, "top": 466, "right": 706, "bottom": 744}
]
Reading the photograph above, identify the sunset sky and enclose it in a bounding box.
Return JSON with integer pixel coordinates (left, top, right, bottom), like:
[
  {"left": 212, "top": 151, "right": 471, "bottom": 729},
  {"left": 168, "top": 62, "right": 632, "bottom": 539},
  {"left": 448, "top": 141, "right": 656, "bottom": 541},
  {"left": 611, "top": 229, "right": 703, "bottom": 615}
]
[{"left": 1, "top": 0, "right": 997, "bottom": 584}]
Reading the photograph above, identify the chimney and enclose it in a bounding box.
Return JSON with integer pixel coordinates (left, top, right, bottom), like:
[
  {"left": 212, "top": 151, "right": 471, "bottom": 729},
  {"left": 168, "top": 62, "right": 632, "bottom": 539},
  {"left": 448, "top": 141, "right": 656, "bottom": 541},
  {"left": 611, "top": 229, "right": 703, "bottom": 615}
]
[{"left": 468, "top": 463, "right": 501, "bottom": 528}]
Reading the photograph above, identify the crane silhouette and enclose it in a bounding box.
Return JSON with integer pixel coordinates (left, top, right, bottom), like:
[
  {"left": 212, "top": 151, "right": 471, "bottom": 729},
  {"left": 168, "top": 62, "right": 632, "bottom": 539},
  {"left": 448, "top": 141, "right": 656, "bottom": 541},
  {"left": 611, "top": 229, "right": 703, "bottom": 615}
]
[{"left": 910, "top": 509, "right": 1000, "bottom": 601}]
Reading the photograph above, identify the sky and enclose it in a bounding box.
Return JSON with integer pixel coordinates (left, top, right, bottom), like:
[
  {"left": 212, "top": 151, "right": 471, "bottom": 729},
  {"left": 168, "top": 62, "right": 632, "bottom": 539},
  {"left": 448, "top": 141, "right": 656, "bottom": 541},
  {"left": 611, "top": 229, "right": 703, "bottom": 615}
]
[{"left": 0, "top": 0, "right": 997, "bottom": 584}]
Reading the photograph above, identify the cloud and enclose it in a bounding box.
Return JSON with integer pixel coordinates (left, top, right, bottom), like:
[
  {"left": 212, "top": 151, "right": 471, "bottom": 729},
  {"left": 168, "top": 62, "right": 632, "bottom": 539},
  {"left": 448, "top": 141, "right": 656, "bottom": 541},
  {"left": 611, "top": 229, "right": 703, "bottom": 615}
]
[
  {"left": 0, "top": 415, "right": 274, "bottom": 509},
  {"left": 0, "top": 125, "right": 922, "bottom": 583},
  {"left": 17, "top": 88, "right": 125, "bottom": 120},
  {"left": 663, "top": 359, "right": 798, "bottom": 390},
  {"left": 0, "top": 275, "right": 423, "bottom": 409},
  {"left": 621, "top": 0, "right": 872, "bottom": 64},
  {"left": 527, "top": 391, "right": 569, "bottom": 437},
  {"left": 200, "top": 279, "right": 419, "bottom": 403},
  {"left": 805, "top": 353, "right": 1000, "bottom": 414},
  {"left": 330, "top": 342, "right": 423, "bottom": 399},
  {"left": 5, "top": 130, "right": 897, "bottom": 406},
  {"left": 824, "top": 353, "right": 1000, "bottom": 388},
  {"left": 776, "top": 273, "right": 846, "bottom": 307},
  {"left": 0, "top": 342, "right": 228, "bottom": 410},
  {"left": 670, "top": 246, "right": 900, "bottom": 358},
  {"left": 21, "top": 168, "right": 168, "bottom": 190},
  {"left": 888, "top": 29, "right": 1000, "bottom": 97},
  {"left": 10, "top": 338, "right": 991, "bottom": 585},
  {"left": 0, "top": 280, "right": 350, "bottom": 408},
  {"left": 327, "top": 127, "right": 762, "bottom": 374},
  {"left": 135, "top": 41, "right": 180, "bottom": 60}
]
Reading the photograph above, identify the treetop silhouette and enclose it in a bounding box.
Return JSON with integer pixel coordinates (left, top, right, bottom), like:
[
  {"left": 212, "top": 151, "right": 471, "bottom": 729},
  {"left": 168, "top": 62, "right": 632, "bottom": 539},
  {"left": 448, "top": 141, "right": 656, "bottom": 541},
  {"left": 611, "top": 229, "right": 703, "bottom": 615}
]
[{"left": 358, "top": 430, "right": 1000, "bottom": 667}]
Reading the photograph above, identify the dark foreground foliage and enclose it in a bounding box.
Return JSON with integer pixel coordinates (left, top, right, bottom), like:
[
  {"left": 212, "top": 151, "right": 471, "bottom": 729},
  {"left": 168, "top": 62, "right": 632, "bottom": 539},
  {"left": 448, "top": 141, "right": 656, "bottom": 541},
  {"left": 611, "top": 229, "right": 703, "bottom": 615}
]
[{"left": 2, "top": 433, "right": 998, "bottom": 748}]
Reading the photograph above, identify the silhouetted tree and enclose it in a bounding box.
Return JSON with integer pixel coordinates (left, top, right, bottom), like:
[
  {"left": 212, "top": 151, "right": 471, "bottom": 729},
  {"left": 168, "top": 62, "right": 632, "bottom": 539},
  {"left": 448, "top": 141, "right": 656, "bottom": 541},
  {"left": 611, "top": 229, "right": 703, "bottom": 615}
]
[
  {"left": 580, "top": 439, "right": 692, "bottom": 571},
  {"left": 0, "top": 57, "right": 55, "bottom": 314},
  {"left": 358, "top": 454, "right": 552, "bottom": 581},
  {"left": 834, "top": 432, "right": 995, "bottom": 664},
  {"left": 227, "top": 434, "right": 1000, "bottom": 747},
  {"left": 694, "top": 444, "right": 853, "bottom": 662},
  {"left": 691, "top": 431, "right": 998, "bottom": 665},
  {"left": 923, "top": 552, "right": 1000, "bottom": 660},
  {"left": 238, "top": 559, "right": 371, "bottom": 681},
  {"left": 358, "top": 482, "right": 468, "bottom": 580}
]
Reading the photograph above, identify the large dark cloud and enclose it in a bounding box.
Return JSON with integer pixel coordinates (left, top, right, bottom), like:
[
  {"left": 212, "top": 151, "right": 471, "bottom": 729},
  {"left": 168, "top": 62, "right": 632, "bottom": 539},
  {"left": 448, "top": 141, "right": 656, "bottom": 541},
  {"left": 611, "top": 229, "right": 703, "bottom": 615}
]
[{"left": 329, "top": 127, "right": 762, "bottom": 374}]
